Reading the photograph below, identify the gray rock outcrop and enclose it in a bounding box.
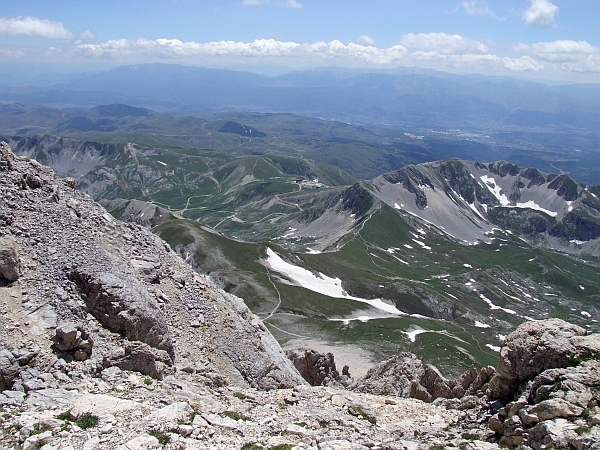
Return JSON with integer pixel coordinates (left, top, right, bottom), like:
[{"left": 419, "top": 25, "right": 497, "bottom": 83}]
[
  {"left": 0, "top": 234, "right": 20, "bottom": 281},
  {"left": 486, "top": 319, "right": 600, "bottom": 448},
  {"left": 286, "top": 348, "right": 353, "bottom": 387},
  {"left": 487, "top": 318, "right": 600, "bottom": 400},
  {"left": 350, "top": 352, "right": 495, "bottom": 405}
]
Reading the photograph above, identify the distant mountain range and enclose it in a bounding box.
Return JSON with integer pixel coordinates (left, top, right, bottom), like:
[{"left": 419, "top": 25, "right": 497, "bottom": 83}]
[
  {"left": 2, "top": 102, "right": 600, "bottom": 184},
  {"left": 2, "top": 64, "right": 600, "bottom": 130}
]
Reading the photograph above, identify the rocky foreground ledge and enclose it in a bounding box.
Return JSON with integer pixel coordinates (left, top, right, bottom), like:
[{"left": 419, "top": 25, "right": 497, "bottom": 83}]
[{"left": 1, "top": 142, "right": 600, "bottom": 449}]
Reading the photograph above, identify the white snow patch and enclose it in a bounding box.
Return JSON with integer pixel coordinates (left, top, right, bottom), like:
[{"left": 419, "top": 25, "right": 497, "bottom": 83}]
[
  {"left": 386, "top": 248, "right": 395, "bottom": 254},
  {"left": 581, "top": 311, "right": 592, "bottom": 318},
  {"left": 412, "top": 239, "right": 432, "bottom": 251},
  {"left": 394, "top": 203, "right": 402, "bottom": 210},
  {"left": 266, "top": 248, "right": 404, "bottom": 315},
  {"left": 305, "top": 248, "right": 321, "bottom": 254},
  {"left": 580, "top": 285, "right": 586, "bottom": 290},
  {"left": 467, "top": 202, "right": 485, "bottom": 220},
  {"left": 567, "top": 201, "right": 573, "bottom": 212},
  {"left": 506, "top": 200, "right": 558, "bottom": 217},
  {"left": 570, "top": 240, "right": 586, "bottom": 245},
  {"left": 480, "top": 294, "right": 517, "bottom": 315},
  {"left": 486, "top": 344, "right": 501, "bottom": 352},
  {"left": 404, "top": 328, "right": 428, "bottom": 343},
  {"left": 445, "top": 292, "right": 458, "bottom": 300},
  {"left": 404, "top": 244, "right": 413, "bottom": 249},
  {"left": 480, "top": 175, "right": 509, "bottom": 206},
  {"left": 475, "top": 321, "right": 490, "bottom": 328},
  {"left": 157, "top": 160, "right": 167, "bottom": 166},
  {"left": 463, "top": 263, "right": 473, "bottom": 268}
]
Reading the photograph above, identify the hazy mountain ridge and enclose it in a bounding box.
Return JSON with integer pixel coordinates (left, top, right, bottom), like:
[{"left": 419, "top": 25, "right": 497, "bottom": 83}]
[{"left": 3, "top": 102, "right": 600, "bottom": 184}]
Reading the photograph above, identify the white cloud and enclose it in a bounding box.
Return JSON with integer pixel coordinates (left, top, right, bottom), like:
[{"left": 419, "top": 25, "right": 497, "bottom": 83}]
[
  {"left": 67, "top": 34, "right": 600, "bottom": 81},
  {"left": 523, "top": 0, "right": 558, "bottom": 27},
  {"left": 399, "top": 32, "right": 489, "bottom": 55},
  {"left": 76, "top": 38, "right": 407, "bottom": 64},
  {"left": 80, "top": 29, "right": 96, "bottom": 41},
  {"left": 0, "top": 16, "right": 73, "bottom": 39},
  {"left": 461, "top": 1, "right": 498, "bottom": 18},
  {"left": 357, "top": 35, "right": 376, "bottom": 46},
  {"left": 514, "top": 40, "right": 599, "bottom": 62},
  {"left": 284, "top": 0, "right": 303, "bottom": 8}
]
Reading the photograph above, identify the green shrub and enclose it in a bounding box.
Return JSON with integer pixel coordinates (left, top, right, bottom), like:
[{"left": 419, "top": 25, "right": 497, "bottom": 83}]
[
  {"left": 149, "top": 430, "right": 171, "bottom": 445},
  {"left": 56, "top": 410, "right": 73, "bottom": 421},
  {"left": 575, "top": 426, "right": 592, "bottom": 436},
  {"left": 75, "top": 413, "right": 99, "bottom": 430}
]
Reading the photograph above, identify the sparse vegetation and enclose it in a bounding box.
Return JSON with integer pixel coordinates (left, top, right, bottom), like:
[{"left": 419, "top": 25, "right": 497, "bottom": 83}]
[
  {"left": 56, "top": 410, "right": 99, "bottom": 430},
  {"left": 269, "top": 445, "right": 294, "bottom": 450},
  {"left": 149, "top": 429, "right": 171, "bottom": 445},
  {"left": 223, "top": 410, "right": 250, "bottom": 421},
  {"left": 233, "top": 391, "right": 253, "bottom": 401},
  {"left": 349, "top": 405, "right": 376, "bottom": 424},
  {"left": 56, "top": 410, "right": 73, "bottom": 421},
  {"left": 461, "top": 432, "right": 479, "bottom": 440},
  {"left": 30, "top": 423, "right": 52, "bottom": 435},
  {"left": 75, "top": 413, "right": 99, "bottom": 430},
  {"left": 575, "top": 426, "right": 592, "bottom": 436}
]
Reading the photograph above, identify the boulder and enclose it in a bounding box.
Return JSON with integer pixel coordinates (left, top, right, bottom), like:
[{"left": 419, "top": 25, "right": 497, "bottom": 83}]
[
  {"left": 0, "top": 234, "right": 20, "bottom": 281},
  {"left": 487, "top": 318, "right": 600, "bottom": 400},
  {"left": 103, "top": 341, "right": 173, "bottom": 380},
  {"left": 69, "top": 267, "right": 173, "bottom": 357},
  {"left": 286, "top": 348, "right": 352, "bottom": 387},
  {"left": 351, "top": 353, "right": 425, "bottom": 397},
  {"left": 54, "top": 323, "right": 94, "bottom": 361},
  {"left": 0, "top": 348, "right": 20, "bottom": 391}
]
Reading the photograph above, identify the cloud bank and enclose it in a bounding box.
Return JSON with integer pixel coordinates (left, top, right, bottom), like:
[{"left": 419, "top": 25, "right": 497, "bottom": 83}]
[
  {"left": 71, "top": 33, "right": 600, "bottom": 78},
  {"left": 0, "top": 16, "right": 73, "bottom": 39}
]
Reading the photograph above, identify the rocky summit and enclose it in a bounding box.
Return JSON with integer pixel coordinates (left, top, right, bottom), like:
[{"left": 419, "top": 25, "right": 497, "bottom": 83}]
[{"left": 1, "top": 140, "right": 600, "bottom": 449}]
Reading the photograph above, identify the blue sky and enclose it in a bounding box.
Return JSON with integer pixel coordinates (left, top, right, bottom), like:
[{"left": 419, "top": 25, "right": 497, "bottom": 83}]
[{"left": 1, "top": 1, "right": 599, "bottom": 83}]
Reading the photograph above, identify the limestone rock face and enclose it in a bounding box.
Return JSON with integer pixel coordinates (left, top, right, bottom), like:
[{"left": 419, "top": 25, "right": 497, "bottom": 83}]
[
  {"left": 497, "top": 319, "right": 586, "bottom": 381},
  {"left": 487, "top": 318, "right": 600, "bottom": 400},
  {"left": 350, "top": 352, "right": 494, "bottom": 404},
  {"left": 286, "top": 348, "right": 353, "bottom": 387},
  {"left": 486, "top": 320, "right": 600, "bottom": 449},
  {"left": 68, "top": 267, "right": 173, "bottom": 356},
  {"left": 0, "top": 234, "right": 20, "bottom": 281}
]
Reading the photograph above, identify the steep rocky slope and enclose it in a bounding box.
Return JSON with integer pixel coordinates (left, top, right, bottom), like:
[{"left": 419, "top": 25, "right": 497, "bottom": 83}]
[{"left": 0, "top": 141, "right": 304, "bottom": 390}]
